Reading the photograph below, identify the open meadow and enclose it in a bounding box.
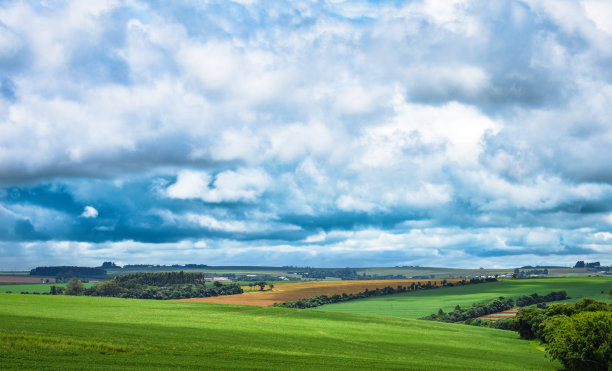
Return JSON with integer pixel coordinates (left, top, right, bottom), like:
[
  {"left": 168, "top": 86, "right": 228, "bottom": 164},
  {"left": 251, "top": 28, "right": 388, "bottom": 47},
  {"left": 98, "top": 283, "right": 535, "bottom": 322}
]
[
  {"left": 0, "top": 283, "right": 96, "bottom": 294},
  {"left": 0, "top": 294, "right": 558, "bottom": 370},
  {"left": 314, "top": 277, "right": 612, "bottom": 318}
]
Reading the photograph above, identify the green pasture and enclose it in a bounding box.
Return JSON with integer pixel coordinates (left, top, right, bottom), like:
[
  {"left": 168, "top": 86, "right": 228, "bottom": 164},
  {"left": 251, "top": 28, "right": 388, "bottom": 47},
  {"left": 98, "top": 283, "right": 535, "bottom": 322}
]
[
  {"left": 0, "top": 283, "right": 95, "bottom": 294},
  {"left": 314, "top": 277, "right": 612, "bottom": 318},
  {"left": 0, "top": 294, "right": 557, "bottom": 370},
  {"left": 356, "top": 266, "right": 605, "bottom": 278},
  {"left": 357, "top": 266, "right": 514, "bottom": 278}
]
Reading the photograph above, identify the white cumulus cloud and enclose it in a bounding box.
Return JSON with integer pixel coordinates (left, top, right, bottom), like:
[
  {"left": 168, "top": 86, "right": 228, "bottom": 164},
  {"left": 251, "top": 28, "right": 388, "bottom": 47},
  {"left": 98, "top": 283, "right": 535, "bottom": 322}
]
[
  {"left": 166, "top": 168, "right": 270, "bottom": 203},
  {"left": 80, "top": 206, "right": 98, "bottom": 218}
]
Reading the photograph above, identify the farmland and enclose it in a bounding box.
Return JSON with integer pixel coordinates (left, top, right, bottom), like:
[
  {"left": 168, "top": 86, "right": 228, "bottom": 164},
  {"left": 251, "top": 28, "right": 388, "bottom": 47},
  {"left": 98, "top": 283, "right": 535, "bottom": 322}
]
[
  {"left": 0, "top": 275, "right": 609, "bottom": 369},
  {"left": 0, "top": 276, "right": 56, "bottom": 283},
  {"left": 0, "top": 294, "right": 557, "bottom": 370},
  {"left": 0, "top": 282, "right": 95, "bottom": 294},
  {"left": 314, "top": 277, "right": 612, "bottom": 318},
  {"left": 181, "top": 279, "right": 463, "bottom": 306}
]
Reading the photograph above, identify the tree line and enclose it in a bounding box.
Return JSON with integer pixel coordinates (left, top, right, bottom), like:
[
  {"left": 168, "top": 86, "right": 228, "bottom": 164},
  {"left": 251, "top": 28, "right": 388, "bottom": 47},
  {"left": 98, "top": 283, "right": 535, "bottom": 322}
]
[
  {"left": 47, "top": 272, "right": 243, "bottom": 300},
  {"left": 423, "top": 297, "right": 515, "bottom": 322},
  {"left": 112, "top": 271, "right": 206, "bottom": 286},
  {"left": 30, "top": 266, "right": 107, "bottom": 280},
  {"left": 514, "top": 290, "right": 568, "bottom": 307},
  {"left": 422, "top": 291, "right": 568, "bottom": 323},
  {"left": 275, "top": 278, "right": 498, "bottom": 309}
]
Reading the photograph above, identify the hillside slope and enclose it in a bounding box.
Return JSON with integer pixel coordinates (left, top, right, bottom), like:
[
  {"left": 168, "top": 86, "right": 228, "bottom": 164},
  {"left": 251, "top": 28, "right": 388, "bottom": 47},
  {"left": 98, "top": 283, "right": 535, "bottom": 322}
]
[{"left": 0, "top": 294, "right": 557, "bottom": 370}]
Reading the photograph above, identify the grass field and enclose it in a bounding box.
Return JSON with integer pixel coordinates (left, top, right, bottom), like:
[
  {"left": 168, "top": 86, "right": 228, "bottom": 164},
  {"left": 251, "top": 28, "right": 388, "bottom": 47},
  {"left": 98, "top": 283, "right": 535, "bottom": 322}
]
[
  {"left": 0, "top": 283, "right": 95, "bottom": 294},
  {"left": 314, "top": 277, "right": 612, "bottom": 318},
  {"left": 0, "top": 294, "right": 558, "bottom": 370}
]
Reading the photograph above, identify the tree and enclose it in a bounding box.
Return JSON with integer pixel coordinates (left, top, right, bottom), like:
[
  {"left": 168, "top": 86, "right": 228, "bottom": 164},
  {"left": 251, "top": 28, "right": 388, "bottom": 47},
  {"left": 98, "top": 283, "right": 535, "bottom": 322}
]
[
  {"left": 65, "top": 277, "right": 85, "bottom": 295},
  {"left": 513, "top": 307, "right": 545, "bottom": 340},
  {"left": 258, "top": 281, "right": 266, "bottom": 291},
  {"left": 543, "top": 311, "right": 611, "bottom": 371},
  {"left": 269, "top": 284, "right": 274, "bottom": 290}
]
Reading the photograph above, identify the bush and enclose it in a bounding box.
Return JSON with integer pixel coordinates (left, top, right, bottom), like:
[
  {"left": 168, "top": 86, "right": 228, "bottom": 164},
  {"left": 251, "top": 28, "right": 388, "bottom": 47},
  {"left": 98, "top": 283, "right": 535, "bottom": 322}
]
[
  {"left": 513, "top": 307, "right": 546, "bottom": 340},
  {"left": 543, "top": 311, "right": 612, "bottom": 371},
  {"left": 65, "top": 277, "right": 85, "bottom": 295}
]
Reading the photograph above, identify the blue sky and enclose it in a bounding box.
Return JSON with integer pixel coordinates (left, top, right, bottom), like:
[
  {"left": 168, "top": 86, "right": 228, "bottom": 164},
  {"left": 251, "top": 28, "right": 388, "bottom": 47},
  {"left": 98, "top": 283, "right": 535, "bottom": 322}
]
[{"left": 1, "top": 0, "right": 612, "bottom": 270}]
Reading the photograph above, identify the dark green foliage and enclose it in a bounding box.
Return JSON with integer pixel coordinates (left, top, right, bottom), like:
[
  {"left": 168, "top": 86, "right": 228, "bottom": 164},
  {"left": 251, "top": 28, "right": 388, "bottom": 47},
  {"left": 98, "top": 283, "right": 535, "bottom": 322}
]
[
  {"left": 30, "top": 266, "right": 107, "bottom": 280},
  {"left": 83, "top": 271, "right": 242, "bottom": 300},
  {"left": 513, "top": 307, "right": 545, "bottom": 339},
  {"left": 466, "top": 318, "right": 514, "bottom": 330},
  {"left": 113, "top": 271, "right": 206, "bottom": 286},
  {"left": 49, "top": 286, "right": 65, "bottom": 295},
  {"left": 543, "top": 311, "right": 612, "bottom": 371},
  {"left": 512, "top": 298, "right": 612, "bottom": 370},
  {"left": 423, "top": 297, "right": 514, "bottom": 323},
  {"left": 515, "top": 291, "right": 567, "bottom": 307},
  {"left": 514, "top": 299, "right": 612, "bottom": 342},
  {"left": 65, "top": 278, "right": 84, "bottom": 296}
]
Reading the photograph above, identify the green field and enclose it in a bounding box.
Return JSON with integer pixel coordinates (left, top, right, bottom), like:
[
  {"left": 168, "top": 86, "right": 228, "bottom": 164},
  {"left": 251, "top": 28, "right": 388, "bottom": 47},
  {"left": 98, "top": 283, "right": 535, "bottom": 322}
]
[
  {"left": 355, "top": 266, "right": 605, "bottom": 278},
  {"left": 314, "top": 277, "right": 612, "bottom": 318},
  {"left": 0, "top": 294, "right": 557, "bottom": 370},
  {"left": 0, "top": 283, "right": 95, "bottom": 294}
]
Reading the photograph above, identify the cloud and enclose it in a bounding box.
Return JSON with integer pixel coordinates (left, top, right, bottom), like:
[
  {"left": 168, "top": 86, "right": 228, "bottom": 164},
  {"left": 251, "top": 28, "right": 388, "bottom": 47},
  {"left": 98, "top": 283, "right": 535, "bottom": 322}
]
[
  {"left": 80, "top": 206, "right": 98, "bottom": 218},
  {"left": 166, "top": 168, "right": 270, "bottom": 203},
  {"left": 1, "top": 0, "right": 612, "bottom": 269}
]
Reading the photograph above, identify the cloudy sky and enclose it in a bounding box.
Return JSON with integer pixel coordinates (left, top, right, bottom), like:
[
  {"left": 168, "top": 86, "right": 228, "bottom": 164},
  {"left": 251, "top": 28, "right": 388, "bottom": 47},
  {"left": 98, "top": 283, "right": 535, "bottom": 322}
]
[{"left": 1, "top": 0, "right": 612, "bottom": 270}]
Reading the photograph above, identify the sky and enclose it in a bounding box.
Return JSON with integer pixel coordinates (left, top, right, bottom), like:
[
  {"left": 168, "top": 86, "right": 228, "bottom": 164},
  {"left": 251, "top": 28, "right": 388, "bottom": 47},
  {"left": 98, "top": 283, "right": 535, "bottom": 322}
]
[{"left": 1, "top": 0, "right": 612, "bottom": 270}]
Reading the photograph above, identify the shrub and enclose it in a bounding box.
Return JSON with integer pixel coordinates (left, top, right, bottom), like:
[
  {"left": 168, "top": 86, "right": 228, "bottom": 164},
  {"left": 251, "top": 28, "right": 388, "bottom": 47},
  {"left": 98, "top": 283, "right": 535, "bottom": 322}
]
[{"left": 543, "top": 311, "right": 612, "bottom": 371}]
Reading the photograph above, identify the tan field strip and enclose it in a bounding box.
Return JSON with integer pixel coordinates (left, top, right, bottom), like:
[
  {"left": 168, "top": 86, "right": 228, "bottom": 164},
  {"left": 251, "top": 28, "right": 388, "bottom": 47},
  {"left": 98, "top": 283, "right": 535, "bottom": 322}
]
[
  {"left": 0, "top": 276, "right": 55, "bottom": 283},
  {"left": 478, "top": 308, "right": 520, "bottom": 321},
  {"left": 180, "top": 279, "right": 463, "bottom": 306}
]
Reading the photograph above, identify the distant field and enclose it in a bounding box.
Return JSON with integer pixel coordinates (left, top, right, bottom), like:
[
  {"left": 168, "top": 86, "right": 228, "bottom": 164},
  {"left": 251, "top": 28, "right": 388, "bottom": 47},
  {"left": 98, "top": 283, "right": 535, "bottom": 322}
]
[
  {"left": 181, "top": 279, "right": 463, "bottom": 306},
  {"left": 357, "top": 267, "right": 514, "bottom": 278},
  {"left": 0, "top": 283, "right": 95, "bottom": 294},
  {"left": 105, "top": 266, "right": 303, "bottom": 279},
  {"left": 356, "top": 266, "right": 605, "bottom": 278},
  {"left": 0, "top": 294, "right": 557, "bottom": 370},
  {"left": 0, "top": 272, "right": 29, "bottom": 276},
  {"left": 314, "top": 277, "right": 612, "bottom": 318},
  {"left": 0, "top": 275, "right": 56, "bottom": 283}
]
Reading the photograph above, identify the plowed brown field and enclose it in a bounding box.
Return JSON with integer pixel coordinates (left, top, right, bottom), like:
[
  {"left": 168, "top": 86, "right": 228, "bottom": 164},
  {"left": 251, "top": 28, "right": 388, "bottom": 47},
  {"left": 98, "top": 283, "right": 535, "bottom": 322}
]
[
  {"left": 477, "top": 308, "right": 519, "bottom": 321},
  {"left": 0, "top": 276, "right": 55, "bottom": 283},
  {"left": 180, "top": 279, "right": 463, "bottom": 306}
]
